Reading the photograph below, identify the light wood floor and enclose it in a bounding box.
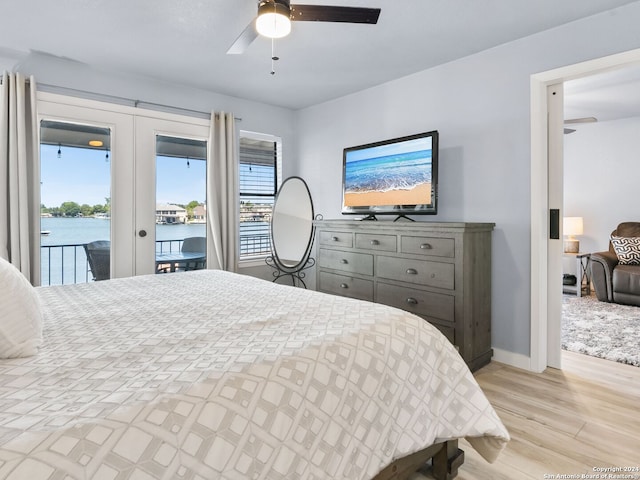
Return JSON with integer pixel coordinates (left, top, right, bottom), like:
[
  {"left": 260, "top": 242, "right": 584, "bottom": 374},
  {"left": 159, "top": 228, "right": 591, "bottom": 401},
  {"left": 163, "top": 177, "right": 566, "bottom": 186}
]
[{"left": 414, "top": 351, "right": 640, "bottom": 480}]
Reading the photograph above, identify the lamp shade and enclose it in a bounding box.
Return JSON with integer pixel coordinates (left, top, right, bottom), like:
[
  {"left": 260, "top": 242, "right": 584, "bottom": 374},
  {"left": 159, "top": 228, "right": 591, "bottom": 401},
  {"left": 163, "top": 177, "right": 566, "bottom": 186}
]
[
  {"left": 563, "top": 217, "right": 583, "bottom": 237},
  {"left": 256, "top": 2, "right": 291, "bottom": 38}
]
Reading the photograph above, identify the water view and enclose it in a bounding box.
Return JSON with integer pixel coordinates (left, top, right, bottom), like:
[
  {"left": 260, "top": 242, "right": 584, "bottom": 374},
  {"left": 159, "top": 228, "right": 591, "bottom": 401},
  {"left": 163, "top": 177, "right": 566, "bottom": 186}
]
[
  {"left": 40, "top": 217, "right": 269, "bottom": 286},
  {"left": 40, "top": 217, "right": 206, "bottom": 247},
  {"left": 39, "top": 125, "right": 276, "bottom": 286},
  {"left": 40, "top": 217, "right": 207, "bottom": 286}
]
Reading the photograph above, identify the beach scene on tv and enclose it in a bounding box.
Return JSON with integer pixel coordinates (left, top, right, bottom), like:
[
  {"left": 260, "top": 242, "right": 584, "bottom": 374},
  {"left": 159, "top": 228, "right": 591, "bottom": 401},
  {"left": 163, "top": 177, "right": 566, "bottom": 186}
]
[{"left": 343, "top": 137, "right": 433, "bottom": 208}]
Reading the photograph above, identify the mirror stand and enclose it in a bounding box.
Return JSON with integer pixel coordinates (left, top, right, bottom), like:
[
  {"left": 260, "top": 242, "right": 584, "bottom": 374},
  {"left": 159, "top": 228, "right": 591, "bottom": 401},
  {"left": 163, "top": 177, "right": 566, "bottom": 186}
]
[
  {"left": 265, "top": 255, "right": 315, "bottom": 288},
  {"left": 265, "top": 176, "right": 316, "bottom": 289}
]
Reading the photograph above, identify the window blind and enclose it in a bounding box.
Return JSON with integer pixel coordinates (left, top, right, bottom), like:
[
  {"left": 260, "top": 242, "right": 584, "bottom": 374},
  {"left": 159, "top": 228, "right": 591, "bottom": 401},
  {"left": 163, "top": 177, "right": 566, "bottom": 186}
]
[{"left": 239, "top": 136, "right": 277, "bottom": 259}]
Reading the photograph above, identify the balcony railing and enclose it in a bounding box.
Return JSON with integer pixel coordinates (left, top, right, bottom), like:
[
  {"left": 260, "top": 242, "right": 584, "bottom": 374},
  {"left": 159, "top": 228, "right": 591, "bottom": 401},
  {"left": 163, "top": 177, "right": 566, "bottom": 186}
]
[
  {"left": 40, "top": 235, "right": 272, "bottom": 286},
  {"left": 41, "top": 243, "right": 91, "bottom": 286}
]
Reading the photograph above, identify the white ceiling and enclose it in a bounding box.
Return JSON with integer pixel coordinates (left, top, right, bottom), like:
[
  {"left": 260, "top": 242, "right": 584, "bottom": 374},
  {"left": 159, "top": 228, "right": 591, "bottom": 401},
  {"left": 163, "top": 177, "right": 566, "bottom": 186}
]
[
  {"left": 1, "top": 0, "right": 640, "bottom": 112},
  {"left": 564, "top": 64, "right": 640, "bottom": 124}
]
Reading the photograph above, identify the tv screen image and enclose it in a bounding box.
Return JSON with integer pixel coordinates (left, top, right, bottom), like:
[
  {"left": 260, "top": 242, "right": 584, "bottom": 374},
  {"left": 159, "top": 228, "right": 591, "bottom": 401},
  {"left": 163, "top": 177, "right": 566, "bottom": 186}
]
[{"left": 341, "top": 130, "right": 438, "bottom": 218}]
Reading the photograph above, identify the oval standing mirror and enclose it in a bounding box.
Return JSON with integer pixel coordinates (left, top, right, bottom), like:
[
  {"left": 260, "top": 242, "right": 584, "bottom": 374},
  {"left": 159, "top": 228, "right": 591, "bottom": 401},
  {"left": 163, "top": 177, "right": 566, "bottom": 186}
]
[{"left": 266, "top": 177, "right": 315, "bottom": 287}]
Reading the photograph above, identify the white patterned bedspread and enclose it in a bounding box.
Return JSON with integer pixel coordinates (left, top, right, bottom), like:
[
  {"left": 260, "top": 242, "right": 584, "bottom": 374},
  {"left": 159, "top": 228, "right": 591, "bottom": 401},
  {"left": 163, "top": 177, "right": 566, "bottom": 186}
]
[{"left": 0, "top": 270, "right": 508, "bottom": 479}]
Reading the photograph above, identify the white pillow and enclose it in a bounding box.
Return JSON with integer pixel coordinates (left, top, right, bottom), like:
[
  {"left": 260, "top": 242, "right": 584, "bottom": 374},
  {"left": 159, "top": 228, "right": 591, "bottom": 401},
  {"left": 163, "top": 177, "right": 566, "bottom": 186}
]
[{"left": 0, "top": 257, "right": 42, "bottom": 358}]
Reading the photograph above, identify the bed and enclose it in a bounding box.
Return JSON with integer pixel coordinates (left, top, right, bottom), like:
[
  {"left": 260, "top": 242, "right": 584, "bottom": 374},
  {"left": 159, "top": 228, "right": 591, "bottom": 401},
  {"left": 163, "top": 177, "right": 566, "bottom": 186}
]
[{"left": 0, "top": 267, "right": 509, "bottom": 479}]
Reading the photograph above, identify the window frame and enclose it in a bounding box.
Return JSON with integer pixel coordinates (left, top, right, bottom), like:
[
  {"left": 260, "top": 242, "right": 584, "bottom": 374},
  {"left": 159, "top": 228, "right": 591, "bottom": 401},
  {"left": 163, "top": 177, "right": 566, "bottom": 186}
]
[{"left": 238, "top": 130, "right": 282, "bottom": 265}]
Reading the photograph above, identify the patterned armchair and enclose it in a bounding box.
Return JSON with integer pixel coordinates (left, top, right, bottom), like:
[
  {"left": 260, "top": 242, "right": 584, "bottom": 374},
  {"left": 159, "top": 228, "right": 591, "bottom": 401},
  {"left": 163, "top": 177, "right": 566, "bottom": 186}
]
[{"left": 590, "top": 222, "right": 640, "bottom": 306}]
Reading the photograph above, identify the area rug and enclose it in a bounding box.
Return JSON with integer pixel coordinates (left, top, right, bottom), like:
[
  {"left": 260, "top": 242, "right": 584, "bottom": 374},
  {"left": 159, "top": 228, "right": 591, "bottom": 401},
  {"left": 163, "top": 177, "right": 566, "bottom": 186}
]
[{"left": 562, "top": 294, "right": 640, "bottom": 367}]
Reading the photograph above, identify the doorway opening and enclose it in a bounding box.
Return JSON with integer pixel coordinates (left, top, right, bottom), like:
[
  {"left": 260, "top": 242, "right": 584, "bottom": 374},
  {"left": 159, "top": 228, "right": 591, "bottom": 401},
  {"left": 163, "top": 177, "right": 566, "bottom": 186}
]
[{"left": 530, "top": 48, "right": 640, "bottom": 372}]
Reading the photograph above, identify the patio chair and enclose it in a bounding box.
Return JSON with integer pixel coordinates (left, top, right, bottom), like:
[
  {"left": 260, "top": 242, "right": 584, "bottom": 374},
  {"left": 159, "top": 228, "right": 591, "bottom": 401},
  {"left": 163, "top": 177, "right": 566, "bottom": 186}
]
[
  {"left": 84, "top": 240, "right": 110, "bottom": 281},
  {"left": 179, "top": 236, "right": 206, "bottom": 271}
]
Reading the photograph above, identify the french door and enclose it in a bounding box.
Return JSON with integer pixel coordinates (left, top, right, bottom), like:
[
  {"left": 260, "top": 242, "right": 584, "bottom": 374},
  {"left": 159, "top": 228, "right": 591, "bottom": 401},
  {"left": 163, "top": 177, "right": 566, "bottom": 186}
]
[
  {"left": 37, "top": 93, "right": 210, "bottom": 283},
  {"left": 134, "top": 116, "right": 209, "bottom": 275}
]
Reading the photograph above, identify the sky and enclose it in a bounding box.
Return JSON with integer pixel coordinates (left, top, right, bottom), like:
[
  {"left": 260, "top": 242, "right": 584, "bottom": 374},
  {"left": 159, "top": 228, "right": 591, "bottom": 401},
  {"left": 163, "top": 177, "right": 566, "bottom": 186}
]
[
  {"left": 41, "top": 144, "right": 207, "bottom": 208},
  {"left": 345, "top": 135, "right": 433, "bottom": 163}
]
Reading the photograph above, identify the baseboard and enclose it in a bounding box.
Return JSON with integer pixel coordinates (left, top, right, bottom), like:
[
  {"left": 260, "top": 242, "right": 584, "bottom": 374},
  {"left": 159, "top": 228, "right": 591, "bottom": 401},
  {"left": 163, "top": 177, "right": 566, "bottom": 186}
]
[{"left": 492, "top": 348, "right": 533, "bottom": 371}]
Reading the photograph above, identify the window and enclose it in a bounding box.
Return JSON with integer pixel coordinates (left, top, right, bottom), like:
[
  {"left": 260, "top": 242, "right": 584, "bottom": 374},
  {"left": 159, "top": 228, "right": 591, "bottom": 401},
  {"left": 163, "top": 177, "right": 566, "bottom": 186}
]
[{"left": 239, "top": 132, "right": 281, "bottom": 261}]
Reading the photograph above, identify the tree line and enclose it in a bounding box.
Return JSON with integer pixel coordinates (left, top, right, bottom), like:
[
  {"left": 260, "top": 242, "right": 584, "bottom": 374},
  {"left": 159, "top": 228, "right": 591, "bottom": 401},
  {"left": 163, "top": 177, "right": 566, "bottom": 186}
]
[
  {"left": 41, "top": 198, "right": 203, "bottom": 218},
  {"left": 41, "top": 198, "right": 111, "bottom": 217}
]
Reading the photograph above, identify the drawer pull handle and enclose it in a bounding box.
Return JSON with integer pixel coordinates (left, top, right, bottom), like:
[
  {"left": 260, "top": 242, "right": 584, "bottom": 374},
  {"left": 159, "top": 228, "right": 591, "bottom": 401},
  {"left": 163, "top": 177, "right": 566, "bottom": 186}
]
[
  {"left": 420, "top": 243, "right": 432, "bottom": 250},
  {"left": 332, "top": 236, "right": 339, "bottom": 242},
  {"left": 370, "top": 239, "right": 380, "bottom": 246},
  {"left": 406, "top": 268, "right": 418, "bottom": 275},
  {"left": 406, "top": 297, "right": 418, "bottom": 305},
  {"left": 340, "top": 283, "right": 349, "bottom": 289},
  {"left": 341, "top": 259, "right": 349, "bottom": 264}
]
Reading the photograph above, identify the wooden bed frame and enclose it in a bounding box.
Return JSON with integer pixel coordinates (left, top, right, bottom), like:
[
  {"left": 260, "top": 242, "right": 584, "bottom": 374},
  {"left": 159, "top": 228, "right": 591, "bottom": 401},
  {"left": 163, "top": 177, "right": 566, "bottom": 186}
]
[{"left": 373, "top": 440, "right": 465, "bottom": 480}]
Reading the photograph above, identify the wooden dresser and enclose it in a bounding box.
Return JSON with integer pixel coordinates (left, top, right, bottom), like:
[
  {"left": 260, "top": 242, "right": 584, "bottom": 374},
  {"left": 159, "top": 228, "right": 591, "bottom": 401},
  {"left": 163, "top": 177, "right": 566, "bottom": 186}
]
[{"left": 314, "top": 220, "right": 494, "bottom": 371}]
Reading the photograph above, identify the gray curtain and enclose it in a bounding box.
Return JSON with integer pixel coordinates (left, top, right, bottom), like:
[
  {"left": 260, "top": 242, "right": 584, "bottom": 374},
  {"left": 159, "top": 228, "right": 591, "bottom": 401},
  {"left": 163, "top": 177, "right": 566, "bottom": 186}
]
[
  {"left": 206, "top": 111, "right": 238, "bottom": 272},
  {"left": 0, "top": 72, "right": 39, "bottom": 283}
]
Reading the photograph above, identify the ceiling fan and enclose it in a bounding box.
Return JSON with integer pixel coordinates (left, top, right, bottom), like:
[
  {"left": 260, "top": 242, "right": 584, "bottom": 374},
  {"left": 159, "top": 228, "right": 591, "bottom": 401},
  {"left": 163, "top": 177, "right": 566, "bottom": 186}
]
[
  {"left": 563, "top": 116, "right": 597, "bottom": 134},
  {"left": 227, "top": 0, "right": 381, "bottom": 55}
]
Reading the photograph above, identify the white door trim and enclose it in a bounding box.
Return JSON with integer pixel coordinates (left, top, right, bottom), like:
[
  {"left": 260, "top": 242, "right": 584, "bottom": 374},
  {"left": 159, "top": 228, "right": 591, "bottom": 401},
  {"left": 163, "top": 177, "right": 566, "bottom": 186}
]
[{"left": 530, "top": 48, "right": 640, "bottom": 373}]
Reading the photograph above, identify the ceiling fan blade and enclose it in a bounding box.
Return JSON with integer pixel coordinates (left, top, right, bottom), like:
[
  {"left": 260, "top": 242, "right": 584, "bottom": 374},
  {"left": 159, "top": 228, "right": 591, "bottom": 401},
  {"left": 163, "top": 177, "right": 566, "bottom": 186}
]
[
  {"left": 564, "top": 117, "right": 597, "bottom": 125},
  {"left": 227, "top": 20, "right": 258, "bottom": 55},
  {"left": 290, "top": 5, "right": 381, "bottom": 24}
]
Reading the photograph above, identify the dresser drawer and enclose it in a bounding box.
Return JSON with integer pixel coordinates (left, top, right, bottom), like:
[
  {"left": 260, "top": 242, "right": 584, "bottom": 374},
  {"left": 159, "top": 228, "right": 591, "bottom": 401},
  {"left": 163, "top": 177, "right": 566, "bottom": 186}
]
[
  {"left": 319, "top": 231, "right": 353, "bottom": 248},
  {"left": 376, "top": 255, "right": 454, "bottom": 290},
  {"left": 376, "top": 282, "right": 454, "bottom": 322},
  {"left": 432, "top": 323, "right": 455, "bottom": 344},
  {"left": 319, "top": 248, "right": 374, "bottom": 275},
  {"left": 401, "top": 236, "right": 454, "bottom": 258},
  {"left": 355, "top": 233, "right": 397, "bottom": 252},
  {"left": 318, "top": 271, "right": 374, "bottom": 301}
]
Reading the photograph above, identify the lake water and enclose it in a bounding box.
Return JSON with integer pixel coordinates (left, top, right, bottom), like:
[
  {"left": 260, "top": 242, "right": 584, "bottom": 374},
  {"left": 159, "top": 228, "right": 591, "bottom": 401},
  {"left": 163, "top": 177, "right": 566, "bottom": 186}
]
[
  {"left": 40, "top": 217, "right": 207, "bottom": 286},
  {"left": 40, "top": 217, "right": 206, "bottom": 247},
  {"left": 39, "top": 217, "right": 268, "bottom": 285}
]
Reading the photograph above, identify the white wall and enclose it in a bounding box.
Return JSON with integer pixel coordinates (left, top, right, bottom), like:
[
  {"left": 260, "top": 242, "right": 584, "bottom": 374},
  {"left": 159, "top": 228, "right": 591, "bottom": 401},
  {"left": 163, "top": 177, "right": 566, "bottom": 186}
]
[
  {"left": 564, "top": 116, "right": 640, "bottom": 254},
  {"left": 294, "top": 3, "right": 640, "bottom": 357}
]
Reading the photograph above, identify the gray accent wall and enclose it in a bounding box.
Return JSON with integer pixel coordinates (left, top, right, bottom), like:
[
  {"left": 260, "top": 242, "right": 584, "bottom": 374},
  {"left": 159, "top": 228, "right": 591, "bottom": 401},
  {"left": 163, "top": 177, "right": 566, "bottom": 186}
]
[{"left": 293, "top": 3, "right": 640, "bottom": 357}]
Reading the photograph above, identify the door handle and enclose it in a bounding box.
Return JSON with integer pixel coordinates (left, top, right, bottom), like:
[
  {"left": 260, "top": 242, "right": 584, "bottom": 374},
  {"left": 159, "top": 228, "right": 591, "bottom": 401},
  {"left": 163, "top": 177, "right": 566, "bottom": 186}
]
[
  {"left": 139, "top": 229, "right": 147, "bottom": 238},
  {"left": 550, "top": 209, "right": 559, "bottom": 240}
]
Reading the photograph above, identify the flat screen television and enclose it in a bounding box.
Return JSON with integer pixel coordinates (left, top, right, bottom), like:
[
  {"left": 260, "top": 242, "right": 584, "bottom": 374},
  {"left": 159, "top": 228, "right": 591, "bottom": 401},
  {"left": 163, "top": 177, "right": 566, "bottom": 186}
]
[{"left": 341, "top": 130, "right": 438, "bottom": 219}]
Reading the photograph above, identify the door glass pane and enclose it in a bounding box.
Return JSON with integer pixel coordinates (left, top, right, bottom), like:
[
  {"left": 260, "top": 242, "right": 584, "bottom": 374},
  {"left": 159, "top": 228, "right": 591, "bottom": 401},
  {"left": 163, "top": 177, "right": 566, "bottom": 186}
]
[
  {"left": 40, "top": 120, "right": 111, "bottom": 285},
  {"left": 155, "top": 135, "right": 207, "bottom": 274}
]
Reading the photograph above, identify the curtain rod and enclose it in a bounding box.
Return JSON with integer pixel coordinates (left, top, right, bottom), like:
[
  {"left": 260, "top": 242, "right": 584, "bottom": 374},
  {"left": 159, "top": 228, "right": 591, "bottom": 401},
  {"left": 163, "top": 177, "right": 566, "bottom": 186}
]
[{"left": 34, "top": 82, "right": 242, "bottom": 121}]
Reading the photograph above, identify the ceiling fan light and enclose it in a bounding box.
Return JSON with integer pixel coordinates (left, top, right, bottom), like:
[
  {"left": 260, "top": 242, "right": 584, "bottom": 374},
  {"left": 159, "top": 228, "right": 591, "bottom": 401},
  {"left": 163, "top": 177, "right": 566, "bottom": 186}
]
[{"left": 256, "top": 2, "right": 291, "bottom": 39}]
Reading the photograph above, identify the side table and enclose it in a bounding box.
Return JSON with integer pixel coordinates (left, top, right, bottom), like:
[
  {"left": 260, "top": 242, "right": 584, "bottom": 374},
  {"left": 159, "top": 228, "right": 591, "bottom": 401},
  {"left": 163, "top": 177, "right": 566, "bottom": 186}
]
[{"left": 563, "top": 252, "right": 591, "bottom": 297}]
